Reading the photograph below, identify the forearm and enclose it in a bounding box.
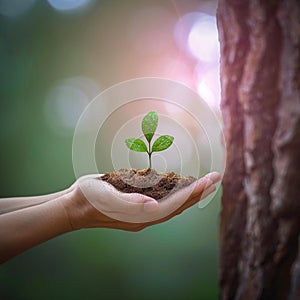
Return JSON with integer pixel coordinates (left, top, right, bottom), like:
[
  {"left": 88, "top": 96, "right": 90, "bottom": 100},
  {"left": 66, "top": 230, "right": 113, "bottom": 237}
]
[
  {"left": 0, "top": 186, "right": 74, "bottom": 215},
  {"left": 0, "top": 194, "right": 73, "bottom": 264}
]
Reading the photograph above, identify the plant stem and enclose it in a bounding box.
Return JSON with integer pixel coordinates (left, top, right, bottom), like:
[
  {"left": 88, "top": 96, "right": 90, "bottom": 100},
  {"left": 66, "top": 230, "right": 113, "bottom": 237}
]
[
  {"left": 148, "top": 141, "right": 152, "bottom": 169},
  {"left": 149, "top": 152, "right": 152, "bottom": 169}
]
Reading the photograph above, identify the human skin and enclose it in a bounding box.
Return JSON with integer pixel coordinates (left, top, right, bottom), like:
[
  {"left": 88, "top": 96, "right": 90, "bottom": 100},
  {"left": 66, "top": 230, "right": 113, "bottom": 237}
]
[{"left": 0, "top": 172, "right": 220, "bottom": 264}]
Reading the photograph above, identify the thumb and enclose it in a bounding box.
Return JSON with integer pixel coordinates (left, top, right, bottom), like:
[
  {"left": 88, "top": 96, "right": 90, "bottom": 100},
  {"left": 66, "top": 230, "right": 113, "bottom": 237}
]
[
  {"left": 122, "top": 193, "right": 159, "bottom": 212},
  {"left": 143, "top": 199, "right": 159, "bottom": 212}
]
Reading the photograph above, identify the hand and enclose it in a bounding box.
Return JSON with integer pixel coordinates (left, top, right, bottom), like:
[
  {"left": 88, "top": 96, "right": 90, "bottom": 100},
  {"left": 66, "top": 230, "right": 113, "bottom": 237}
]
[
  {"left": 63, "top": 172, "right": 221, "bottom": 232},
  {"left": 0, "top": 172, "right": 221, "bottom": 263}
]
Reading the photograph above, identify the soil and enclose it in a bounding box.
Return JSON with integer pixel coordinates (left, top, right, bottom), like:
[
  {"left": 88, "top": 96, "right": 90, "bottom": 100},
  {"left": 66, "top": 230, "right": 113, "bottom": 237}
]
[{"left": 100, "top": 168, "right": 197, "bottom": 201}]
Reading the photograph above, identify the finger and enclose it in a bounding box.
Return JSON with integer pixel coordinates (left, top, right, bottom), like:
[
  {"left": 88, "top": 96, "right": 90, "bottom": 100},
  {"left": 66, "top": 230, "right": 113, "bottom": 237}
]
[
  {"left": 204, "top": 172, "right": 221, "bottom": 184},
  {"left": 133, "top": 175, "right": 220, "bottom": 225},
  {"left": 185, "top": 184, "right": 216, "bottom": 208},
  {"left": 170, "top": 184, "right": 217, "bottom": 217},
  {"left": 200, "top": 184, "right": 216, "bottom": 200},
  {"left": 95, "top": 176, "right": 159, "bottom": 212},
  {"left": 140, "top": 176, "right": 213, "bottom": 217},
  {"left": 82, "top": 172, "right": 220, "bottom": 224},
  {"left": 187, "top": 178, "right": 214, "bottom": 200},
  {"left": 100, "top": 182, "right": 159, "bottom": 216},
  {"left": 78, "top": 174, "right": 104, "bottom": 182},
  {"left": 121, "top": 193, "right": 159, "bottom": 212},
  {"left": 80, "top": 177, "right": 160, "bottom": 223},
  {"left": 107, "top": 175, "right": 213, "bottom": 218}
]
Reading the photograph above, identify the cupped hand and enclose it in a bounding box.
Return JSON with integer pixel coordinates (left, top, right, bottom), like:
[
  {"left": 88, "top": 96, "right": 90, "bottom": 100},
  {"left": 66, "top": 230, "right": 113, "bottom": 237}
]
[{"left": 64, "top": 172, "right": 221, "bottom": 232}]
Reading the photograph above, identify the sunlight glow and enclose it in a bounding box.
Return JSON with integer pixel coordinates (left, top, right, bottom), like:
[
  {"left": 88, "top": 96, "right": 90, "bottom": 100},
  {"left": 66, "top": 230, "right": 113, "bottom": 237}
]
[
  {"left": 195, "top": 63, "right": 221, "bottom": 109},
  {"left": 197, "top": 81, "right": 216, "bottom": 108}
]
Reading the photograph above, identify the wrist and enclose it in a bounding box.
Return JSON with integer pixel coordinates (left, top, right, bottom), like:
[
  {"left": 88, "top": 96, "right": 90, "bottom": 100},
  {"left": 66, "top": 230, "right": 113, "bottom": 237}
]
[{"left": 61, "top": 186, "right": 96, "bottom": 230}]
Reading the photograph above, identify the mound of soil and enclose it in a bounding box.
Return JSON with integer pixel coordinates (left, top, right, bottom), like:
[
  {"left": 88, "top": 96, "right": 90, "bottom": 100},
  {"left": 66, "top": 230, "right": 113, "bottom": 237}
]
[{"left": 100, "top": 168, "right": 196, "bottom": 201}]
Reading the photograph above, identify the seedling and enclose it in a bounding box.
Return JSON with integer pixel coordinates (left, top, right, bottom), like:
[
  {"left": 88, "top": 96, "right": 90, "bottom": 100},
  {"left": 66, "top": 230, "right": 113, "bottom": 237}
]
[{"left": 125, "top": 111, "right": 174, "bottom": 169}]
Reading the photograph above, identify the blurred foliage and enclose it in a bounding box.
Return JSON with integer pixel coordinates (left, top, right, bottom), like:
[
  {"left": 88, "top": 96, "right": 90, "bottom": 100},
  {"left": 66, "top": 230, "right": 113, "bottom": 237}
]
[{"left": 0, "top": 1, "right": 221, "bottom": 299}]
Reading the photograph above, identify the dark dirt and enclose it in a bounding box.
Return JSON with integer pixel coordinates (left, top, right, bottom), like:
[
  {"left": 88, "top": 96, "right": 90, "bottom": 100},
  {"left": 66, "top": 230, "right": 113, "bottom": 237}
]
[{"left": 100, "top": 168, "right": 197, "bottom": 201}]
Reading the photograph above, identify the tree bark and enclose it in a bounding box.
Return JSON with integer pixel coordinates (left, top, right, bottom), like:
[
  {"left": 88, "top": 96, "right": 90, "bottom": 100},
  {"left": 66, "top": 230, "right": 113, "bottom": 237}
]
[{"left": 217, "top": 0, "right": 300, "bottom": 299}]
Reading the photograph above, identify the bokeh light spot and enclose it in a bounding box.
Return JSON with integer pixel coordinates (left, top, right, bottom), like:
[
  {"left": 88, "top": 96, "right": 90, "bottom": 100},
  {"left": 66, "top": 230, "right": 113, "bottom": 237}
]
[
  {"left": 47, "top": 0, "right": 92, "bottom": 11},
  {"left": 174, "top": 11, "right": 220, "bottom": 110},
  {"left": 188, "top": 14, "right": 219, "bottom": 63},
  {"left": 44, "top": 76, "right": 100, "bottom": 135}
]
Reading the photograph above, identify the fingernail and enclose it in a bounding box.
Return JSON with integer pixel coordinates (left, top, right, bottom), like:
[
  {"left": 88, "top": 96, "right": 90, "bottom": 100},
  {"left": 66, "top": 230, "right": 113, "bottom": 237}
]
[
  {"left": 206, "top": 172, "right": 221, "bottom": 183},
  {"left": 143, "top": 200, "right": 159, "bottom": 212}
]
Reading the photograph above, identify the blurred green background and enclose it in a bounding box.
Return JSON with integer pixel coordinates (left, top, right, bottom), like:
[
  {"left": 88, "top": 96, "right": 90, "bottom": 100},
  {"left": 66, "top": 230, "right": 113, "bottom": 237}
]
[{"left": 0, "top": 0, "right": 222, "bottom": 299}]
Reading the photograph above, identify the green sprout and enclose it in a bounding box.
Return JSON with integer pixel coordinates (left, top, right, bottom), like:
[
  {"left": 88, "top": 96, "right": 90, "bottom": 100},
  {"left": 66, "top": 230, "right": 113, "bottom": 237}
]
[{"left": 125, "top": 111, "right": 174, "bottom": 169}]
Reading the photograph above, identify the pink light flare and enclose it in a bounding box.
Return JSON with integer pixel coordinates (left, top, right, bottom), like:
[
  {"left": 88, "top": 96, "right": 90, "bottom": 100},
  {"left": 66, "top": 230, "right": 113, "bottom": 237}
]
[
  {"left": 174, "top": 11, "right": 221, "bottom": 111},
  {"left": 128, "top": 6, "right": 176, "bottom": 56},
  {"left": 195, "top": 63, "right": 221, "bottom": 110}
]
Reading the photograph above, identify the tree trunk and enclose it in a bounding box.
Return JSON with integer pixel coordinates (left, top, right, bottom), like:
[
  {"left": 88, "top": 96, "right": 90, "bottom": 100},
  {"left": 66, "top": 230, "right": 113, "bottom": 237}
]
[{"left": 217, "top": 0, "right": 300, "bottom": 299}]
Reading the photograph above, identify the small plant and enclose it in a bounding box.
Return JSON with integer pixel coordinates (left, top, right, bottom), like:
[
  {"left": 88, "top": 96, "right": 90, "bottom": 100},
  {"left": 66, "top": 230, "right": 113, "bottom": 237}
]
[{"left": 125, "top": 111, "right": 174, "bottom": 169}]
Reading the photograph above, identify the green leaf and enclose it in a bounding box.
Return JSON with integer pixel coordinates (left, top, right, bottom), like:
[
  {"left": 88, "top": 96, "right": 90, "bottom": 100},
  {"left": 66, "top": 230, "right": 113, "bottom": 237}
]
[
  {"left": 152, "top": 135, "right": 174, "bottom": 152},
  {"left": 142, "top": 111, "right": 158, "bottom": 143},
  {"left": 125, "top": 138, "right": 148, "bottom": 152}
]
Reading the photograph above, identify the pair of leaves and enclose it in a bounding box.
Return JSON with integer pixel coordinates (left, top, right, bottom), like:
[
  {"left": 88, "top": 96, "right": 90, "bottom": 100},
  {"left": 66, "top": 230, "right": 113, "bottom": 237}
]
[
  {"left": 125, "top": 135, "right": 174, "bottom": 153},
  {"left": 125, "top": 111, "right": 174, "bottom": 153}
]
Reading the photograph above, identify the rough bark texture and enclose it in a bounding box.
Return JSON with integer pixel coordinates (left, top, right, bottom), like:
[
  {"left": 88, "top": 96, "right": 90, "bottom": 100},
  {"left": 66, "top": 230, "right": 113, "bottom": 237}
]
[{"left": 217, "top": 0, "right": 300, "bottom": 299}]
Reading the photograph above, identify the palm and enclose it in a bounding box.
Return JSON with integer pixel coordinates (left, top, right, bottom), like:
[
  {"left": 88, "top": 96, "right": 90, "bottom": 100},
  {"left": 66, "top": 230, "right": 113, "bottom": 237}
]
[{"left": 72, "top": 172, "right": 220, "bottom": 231}]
